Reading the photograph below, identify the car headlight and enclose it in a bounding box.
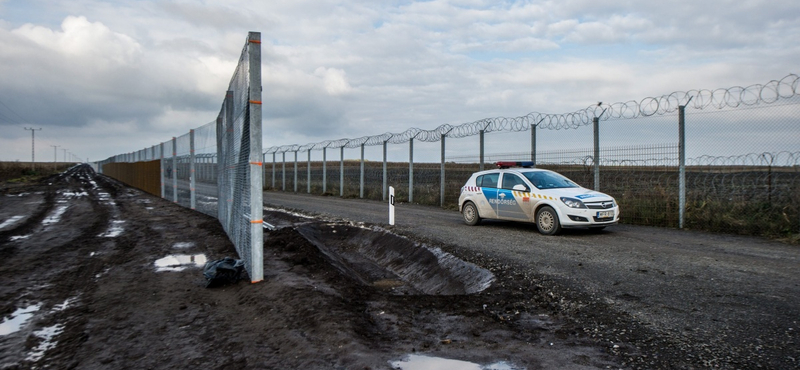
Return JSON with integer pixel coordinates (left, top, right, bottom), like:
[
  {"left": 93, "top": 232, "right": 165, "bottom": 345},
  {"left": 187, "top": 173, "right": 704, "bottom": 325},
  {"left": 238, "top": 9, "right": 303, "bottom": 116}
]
[{"left": 560, "top": 197, "right": 586, "bottom": 208}]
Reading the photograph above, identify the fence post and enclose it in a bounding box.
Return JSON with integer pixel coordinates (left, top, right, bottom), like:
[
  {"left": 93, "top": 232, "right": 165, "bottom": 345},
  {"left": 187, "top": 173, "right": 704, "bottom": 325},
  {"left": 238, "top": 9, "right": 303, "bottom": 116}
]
[
  {"left": 293, "top": 150, "right": 298, "bottom": 193},
  {"left": 271, "top": 153, "right": 276, "bottom": 189},
  {"left": 247, "top": 31, "right": 264, "bottom": 283},
  {"left": 593, "top": 117, "right": 600, "bottom": 191},
  {"left": 172, "top": 137, "right": 178, "bottom": 203},
  {"left": 382, "top": 140, "right": 388, "bottom": 201},
  {"left": 360, "top": 143, "right": 365, "bottom": 198},
  {"left": 160, "top": 142, "right": 165, "bottom": 198},
  {"left": 190, "top": 129, "right": 196, "bottom": 210},
  {"left": 281, "top": 152, "right": 286, "bottom": 191},
  {"left": 679, "top": 105, "right": 686, "bottom": 229},
  {"left": 479, "top": 129, "right": 485, "bottom": 171},
  {"left": 307, "top": 149, "right": 311, "bottom": 194},
  {"left": 409, "top": 138, "right": 414, "bottom": 203},
  {"left": 531, "top": 123, "right": 537, "bottom": 166},
  {"left": 322, "top": 147, "right": 327, "bottom": 194},
  {"left": 340, "top": 145, "right": 345, "bottom": 197},
  {"left": 440, "top": 133, "right": 446, "bottom": 206}
]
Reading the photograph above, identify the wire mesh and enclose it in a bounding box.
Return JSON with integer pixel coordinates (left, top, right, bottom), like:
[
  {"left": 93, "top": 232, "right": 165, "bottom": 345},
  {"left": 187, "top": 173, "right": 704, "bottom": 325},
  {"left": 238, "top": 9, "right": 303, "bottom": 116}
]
[{"left": 96, "top": 33, "right": 263, "bottom": 278}]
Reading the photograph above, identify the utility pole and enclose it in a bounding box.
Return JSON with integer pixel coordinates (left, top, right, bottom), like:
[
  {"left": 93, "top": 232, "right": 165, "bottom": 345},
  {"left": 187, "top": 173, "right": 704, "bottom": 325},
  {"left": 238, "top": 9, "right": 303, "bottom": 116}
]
[
  {"left": 62, "top": 148, "right": 68, "bottom": 163},
  {"left": 23, "top": 127, "right": 42, "bottom": 171},
  {"left": 50, "top": 144, "right": 60, "bottom": 171}
]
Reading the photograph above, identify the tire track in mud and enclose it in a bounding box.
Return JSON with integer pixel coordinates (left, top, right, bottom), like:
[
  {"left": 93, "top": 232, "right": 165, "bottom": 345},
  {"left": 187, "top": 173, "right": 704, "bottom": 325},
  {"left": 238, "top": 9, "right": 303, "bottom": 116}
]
[{"left": 0, "top": 165, "right": 125, "bottom": 368}]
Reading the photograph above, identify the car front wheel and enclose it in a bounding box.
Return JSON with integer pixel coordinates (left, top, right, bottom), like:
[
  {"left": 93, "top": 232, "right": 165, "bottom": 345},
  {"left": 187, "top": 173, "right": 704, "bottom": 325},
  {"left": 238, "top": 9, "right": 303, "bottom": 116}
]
[
  {"left": 536, "top": 206, "right": 561, "bottom": 235},
  {"left": 462, "top": 202, "right": 481, "bottom": 226}
]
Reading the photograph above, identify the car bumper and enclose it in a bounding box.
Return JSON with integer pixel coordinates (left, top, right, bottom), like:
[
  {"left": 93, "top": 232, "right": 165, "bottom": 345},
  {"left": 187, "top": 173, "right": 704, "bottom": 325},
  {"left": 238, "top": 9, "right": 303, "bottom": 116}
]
[{"left": 558, "top": 206, "right": 620, "bottom": 227}]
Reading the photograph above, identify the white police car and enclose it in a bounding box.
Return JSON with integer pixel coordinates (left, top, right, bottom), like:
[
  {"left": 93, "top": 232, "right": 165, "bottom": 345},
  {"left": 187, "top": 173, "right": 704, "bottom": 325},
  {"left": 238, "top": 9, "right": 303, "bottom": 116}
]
[{"left": 458, "top": 162, "right": 619, "bottom": 235}]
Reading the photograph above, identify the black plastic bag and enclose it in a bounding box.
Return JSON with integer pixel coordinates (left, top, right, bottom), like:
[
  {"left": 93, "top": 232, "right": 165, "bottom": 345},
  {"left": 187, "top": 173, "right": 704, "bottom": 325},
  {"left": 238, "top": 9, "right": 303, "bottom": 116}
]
[{"left": 203, "top": 257, "right": 248, "bottom": 288}]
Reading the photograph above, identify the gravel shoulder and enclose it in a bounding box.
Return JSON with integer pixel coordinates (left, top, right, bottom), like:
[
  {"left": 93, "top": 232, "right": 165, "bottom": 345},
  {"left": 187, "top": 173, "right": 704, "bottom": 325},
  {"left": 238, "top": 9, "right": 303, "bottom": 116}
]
[{"left": 265, "top": 191, "right": 800, "bottom": 369}]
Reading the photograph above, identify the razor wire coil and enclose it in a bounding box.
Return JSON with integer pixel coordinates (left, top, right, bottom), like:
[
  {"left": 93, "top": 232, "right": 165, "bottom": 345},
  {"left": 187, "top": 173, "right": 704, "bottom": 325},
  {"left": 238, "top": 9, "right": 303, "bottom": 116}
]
[{"left": 265, "top": 74, "right": 799, "bottom": 154}]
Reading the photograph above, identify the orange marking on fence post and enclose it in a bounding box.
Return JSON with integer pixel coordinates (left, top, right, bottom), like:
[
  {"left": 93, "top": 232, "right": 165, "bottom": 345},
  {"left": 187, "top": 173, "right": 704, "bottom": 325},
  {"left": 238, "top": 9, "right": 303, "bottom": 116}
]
[{"left": 249, "top": 100, "right": 262, "bottom": 105}]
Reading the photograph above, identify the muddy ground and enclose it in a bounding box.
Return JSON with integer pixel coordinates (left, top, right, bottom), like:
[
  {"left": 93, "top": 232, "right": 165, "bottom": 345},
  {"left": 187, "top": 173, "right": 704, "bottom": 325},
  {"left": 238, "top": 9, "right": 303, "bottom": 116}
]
[
  {"left": 1, "top": 165, "right": 625, "bottom": 369},
  {"left": 1, "top": 165, "right": 798, "bottom": 369}
]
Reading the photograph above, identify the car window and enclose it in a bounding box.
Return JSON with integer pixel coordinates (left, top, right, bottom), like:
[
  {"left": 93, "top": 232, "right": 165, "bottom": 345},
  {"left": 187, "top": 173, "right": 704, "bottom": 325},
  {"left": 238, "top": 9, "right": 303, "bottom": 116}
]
[
  {"left": 479, "top": 173, "right": 499, "bottom": 188},
  {"left": 522, "top": 171, "right": 580, "bottom": 189},
  {"left": 501, "top": 173, "right": 526, "bottom": 190}
]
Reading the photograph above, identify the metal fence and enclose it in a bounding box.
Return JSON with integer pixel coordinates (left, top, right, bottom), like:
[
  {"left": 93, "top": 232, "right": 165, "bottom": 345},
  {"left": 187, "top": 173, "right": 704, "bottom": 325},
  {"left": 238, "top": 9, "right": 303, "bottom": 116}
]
[
  {"left": 96, "top": 32, "right": 264, "bottom": 281},
  {"left": 265, "top": 74, "right": 800, "bottom": 239}
]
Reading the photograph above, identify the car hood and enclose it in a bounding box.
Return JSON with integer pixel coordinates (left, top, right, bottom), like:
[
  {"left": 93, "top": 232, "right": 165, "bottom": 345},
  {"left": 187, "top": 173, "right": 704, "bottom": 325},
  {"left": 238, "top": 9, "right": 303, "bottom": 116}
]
[{"left": 542, "top": 187, "right": 614, "bottom": 202}]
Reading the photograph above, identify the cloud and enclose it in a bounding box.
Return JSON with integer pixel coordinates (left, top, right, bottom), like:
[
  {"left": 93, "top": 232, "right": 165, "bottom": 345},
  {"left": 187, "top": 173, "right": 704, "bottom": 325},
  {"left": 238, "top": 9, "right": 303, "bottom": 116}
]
[{"left": 1, "top": 0, "right": 798, "bottom": 162}]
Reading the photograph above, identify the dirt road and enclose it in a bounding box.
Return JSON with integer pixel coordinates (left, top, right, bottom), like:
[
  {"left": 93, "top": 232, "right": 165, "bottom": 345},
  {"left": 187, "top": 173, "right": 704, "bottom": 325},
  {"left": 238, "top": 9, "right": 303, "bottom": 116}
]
[{"left": 1, "top": 165, "right": 797, "bottom": 369}]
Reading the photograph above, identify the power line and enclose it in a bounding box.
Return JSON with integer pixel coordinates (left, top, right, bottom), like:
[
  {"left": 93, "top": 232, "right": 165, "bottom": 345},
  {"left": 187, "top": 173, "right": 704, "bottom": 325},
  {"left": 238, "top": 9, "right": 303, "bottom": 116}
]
[{"left": 0, "top": 98, "right": 29, "bottom": 124}]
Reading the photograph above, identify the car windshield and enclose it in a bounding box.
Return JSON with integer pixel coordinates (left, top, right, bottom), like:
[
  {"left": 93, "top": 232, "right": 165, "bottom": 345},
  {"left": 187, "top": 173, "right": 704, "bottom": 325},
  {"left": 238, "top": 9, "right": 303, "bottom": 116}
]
[{"left": 521, "top": 171, "right": 580, "bottom": 189}]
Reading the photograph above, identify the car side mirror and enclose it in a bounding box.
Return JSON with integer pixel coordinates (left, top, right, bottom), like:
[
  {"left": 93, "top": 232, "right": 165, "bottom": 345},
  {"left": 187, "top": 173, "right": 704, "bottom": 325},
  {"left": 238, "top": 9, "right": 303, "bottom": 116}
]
[{"left": 512, "top": 184, "right": 528, "bottom": 192}]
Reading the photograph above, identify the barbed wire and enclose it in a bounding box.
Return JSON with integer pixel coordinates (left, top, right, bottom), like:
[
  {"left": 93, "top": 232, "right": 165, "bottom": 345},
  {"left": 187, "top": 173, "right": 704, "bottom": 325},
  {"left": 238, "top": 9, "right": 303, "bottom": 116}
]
[{"left": 265, "top": 73, "right": 799, "bottom": 154}]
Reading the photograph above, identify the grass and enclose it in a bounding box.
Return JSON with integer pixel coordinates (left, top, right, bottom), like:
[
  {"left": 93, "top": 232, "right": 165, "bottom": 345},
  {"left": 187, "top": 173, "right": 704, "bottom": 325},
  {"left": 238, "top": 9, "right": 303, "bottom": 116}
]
[{"left": 0, "top": 162, "right": 77, "bottom": 184}]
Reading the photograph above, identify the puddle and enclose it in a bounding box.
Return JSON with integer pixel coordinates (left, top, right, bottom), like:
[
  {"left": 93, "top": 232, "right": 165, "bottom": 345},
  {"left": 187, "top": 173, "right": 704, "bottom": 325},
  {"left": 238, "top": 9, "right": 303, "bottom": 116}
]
[
  {"left": 98, "top": 220, "right": 125, "bottom": 237},
  {"left": 61, "top": 191, "right": 88, "bottom": 197},
  {"left": 0, "top": 304, "right": 41, "bottom": 336},
  {"left": 390, "top": 355, "right": 518, "bottom": 370},
  {"left": 9, "top": 235, "right": 32, "bottom": 241},
  {"left": 155, "top": 254, "right": 207, "bottom": 272},
  {"left": 294, "top": 222, "right": 495, "bottom": 295},
  {"left": 42, "top": 205, "right": 69, "bottom": 225},
  {"left": 0, "top": 215, "right": 25, "bottom": 230},
  {"left": 172, "top": 242, "right": 195, "bottom": 249},
  {"left": 26, "top": 324, "right": 64, "bottom": 362}
]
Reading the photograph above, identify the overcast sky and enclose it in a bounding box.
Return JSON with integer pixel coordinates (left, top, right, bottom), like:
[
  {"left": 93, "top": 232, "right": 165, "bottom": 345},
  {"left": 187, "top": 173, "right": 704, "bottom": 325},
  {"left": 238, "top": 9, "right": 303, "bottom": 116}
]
[{"left": 1, "top": 0, "right": 798, "bottom": 163}]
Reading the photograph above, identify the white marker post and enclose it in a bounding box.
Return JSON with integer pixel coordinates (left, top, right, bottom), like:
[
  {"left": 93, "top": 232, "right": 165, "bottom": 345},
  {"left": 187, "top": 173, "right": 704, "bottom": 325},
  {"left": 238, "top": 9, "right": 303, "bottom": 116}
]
[{"left": 389, "top": 186, "right": 395, "bottom": 226}]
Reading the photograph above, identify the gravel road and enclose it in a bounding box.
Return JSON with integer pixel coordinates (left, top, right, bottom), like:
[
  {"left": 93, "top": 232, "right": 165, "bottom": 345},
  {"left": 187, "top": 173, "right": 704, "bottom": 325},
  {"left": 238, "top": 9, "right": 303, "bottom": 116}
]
[{"left": 265, "top": 191, "right": 800, "bottom": 369}]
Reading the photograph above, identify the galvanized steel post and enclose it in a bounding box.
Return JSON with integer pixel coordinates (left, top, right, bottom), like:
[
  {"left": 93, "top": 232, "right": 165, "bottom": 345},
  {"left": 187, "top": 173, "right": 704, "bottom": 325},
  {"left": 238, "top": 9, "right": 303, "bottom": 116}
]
[
  {"left": 172, "top": 137, "right": 178, "bottom": 203},
  {"left": 307, "top": 149, "right": 311, "bottom": 194},
  {"left": 679, "top": 105, "right": 686, "bottom": 229},
  {"left": 440, "top": 134, "right": 446, "bottom": 206},
  {"left": 530, "top": 124, "right": 537, "bottom": 166},
  {"left": 409, "top": 138, "right": 414, "bottom": 203},
  {"left": 247, "top": 31, "right": 264, "bottom": 283},
  {"left": 160, "top": 142, "right": 165, "bottom": 198},
  {"left": 479, "top": 129, "right": 485, "bottom": 171},
  {"left": 360, "top": 143, "right": 365, "bottom": 198},
  {"left": 593, "top": 117, "right": 600, "bottom": 191},
  {"left": 322, "top": 147, "right": 327, "bottom": 194},
  {"left": 281, "top": 152, "right": 286, "bottom": 191},
  {"left": 293, "top": 150, "right": 298, "bottom": 193},
  {"left": 272, "top": 153, "right": 276, "bottom": 189},
  {"left": 190, "top": 129, "right": 196, "bottom": 210},
  {"left": 340, "top": 145, "right": 345, "bottom": 197},
  {"left": 382, "top": 139, "right": 389, "bottom": 201}
]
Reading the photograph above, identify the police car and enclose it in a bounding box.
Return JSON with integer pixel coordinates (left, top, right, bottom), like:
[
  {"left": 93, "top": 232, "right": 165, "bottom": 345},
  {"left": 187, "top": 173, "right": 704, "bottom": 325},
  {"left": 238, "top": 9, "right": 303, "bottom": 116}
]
[{"left": 458, "top": 161, "right": 619, "bottom": 235}]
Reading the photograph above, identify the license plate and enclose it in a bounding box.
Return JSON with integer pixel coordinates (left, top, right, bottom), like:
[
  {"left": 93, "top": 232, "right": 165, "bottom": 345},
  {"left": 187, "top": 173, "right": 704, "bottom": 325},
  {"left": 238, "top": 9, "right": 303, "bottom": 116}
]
[{"left": 597, "top": 210, "right": 614, "bottom": 218}]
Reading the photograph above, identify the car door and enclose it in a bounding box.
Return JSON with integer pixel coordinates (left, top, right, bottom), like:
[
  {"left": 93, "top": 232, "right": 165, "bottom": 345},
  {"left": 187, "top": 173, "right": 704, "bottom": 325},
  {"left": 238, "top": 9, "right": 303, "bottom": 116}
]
[
  {"left": 497, "top": 173, "right": 529, "bottom": 220},
  {"left": 477, "top": 173, "right": 500, "bottom": 218}
]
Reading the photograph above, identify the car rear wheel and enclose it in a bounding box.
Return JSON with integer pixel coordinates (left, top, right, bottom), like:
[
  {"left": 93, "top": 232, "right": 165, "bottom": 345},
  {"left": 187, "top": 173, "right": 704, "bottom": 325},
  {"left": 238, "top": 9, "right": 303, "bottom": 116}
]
[
  {"left": 536, "top": 206, "right": 561, "bottom": 235},
  {"left": 462, "top": 202, "right": 481, "bottom": 226}
]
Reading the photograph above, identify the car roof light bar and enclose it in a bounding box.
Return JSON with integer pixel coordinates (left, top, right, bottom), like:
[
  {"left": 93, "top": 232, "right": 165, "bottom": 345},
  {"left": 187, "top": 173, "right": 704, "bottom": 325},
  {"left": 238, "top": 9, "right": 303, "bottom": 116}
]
[{"left": 494, "top": 161, "right": 534, "bottom": 169}]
